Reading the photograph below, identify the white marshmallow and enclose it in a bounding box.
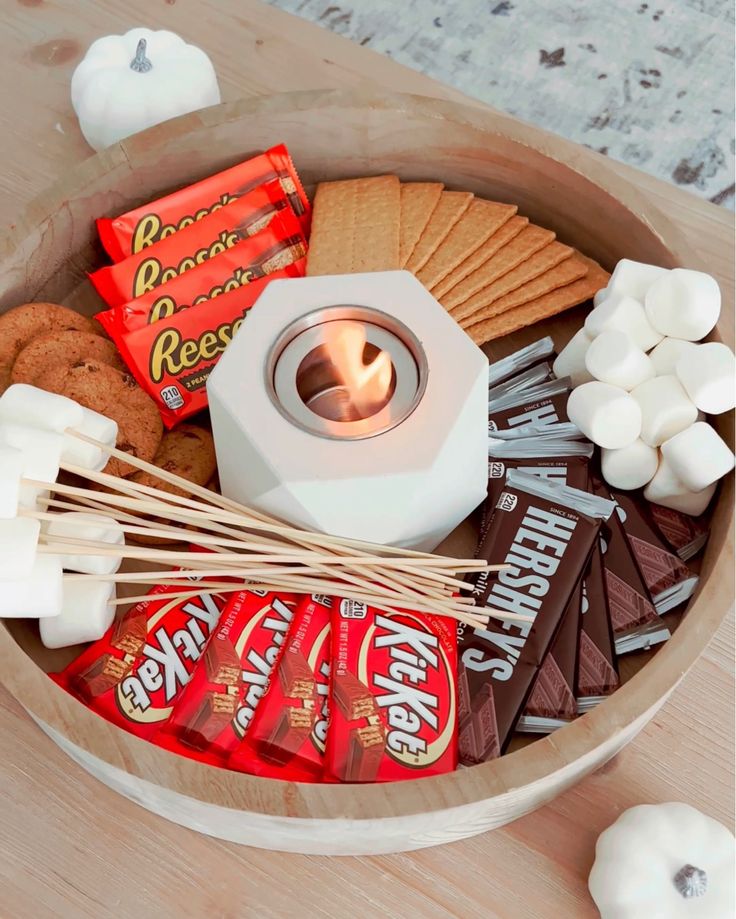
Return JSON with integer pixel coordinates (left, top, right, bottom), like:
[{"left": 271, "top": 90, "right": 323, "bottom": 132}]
[
  {"left": 0, "top": 554, "right": 63, "bottom": 618},
  {"left": 40, "top": 579, "right": 116, "bottom": 648},
  {"left": 593, "top": 286, "right": 610, "bottom": 307},
  {"left": 601, "top": 439, "right": 659, "bottom": 490},
  {"left": 0, "top": 384, "right": 84, "bottom": 433},
  {"left": 566, "top": 382, "right": 642, "bottom": 449},
  {"left": 644, "top": 268, "right": 721, "bottom": 341},
  {"left": 552, "top": 328, "right": 594, "bottom": 387},
  {"left": 44, "top": 512, "right": 125, "bottom": 575},
  {"left": 676, "top": 341, "right": 736, "bottom": 415},
  {"left": 0, "top": 444, "right": 23, "bottom": 518},
  {"left": 584, "top": 330, "right": 655, "bottom": 391},
  {"left": 660, "top": 421, "right": 735, "bottom": 492},
  {"left": 649, "top": 337, "right": 698, "bottom": 376},
  {"left": 643, "top": 457, "right": 716, "bottom": 517},
  {"left": 608, "top": 259, "right": 668, "bottom": 301},
  {"left": 62, "top": 406, "right": 118, "bottom": 472},
  {"left": 0, "top": 517, "right": 40, "bottom": 580},
  {"left": 585, "top": 294, "right": 663, "bottom": 352},
  {"left": 630, "top": 375, "right": 698, "bottom": 447},
  {"left": 0, "top": 423, "right": 63, "bottom": 510}
]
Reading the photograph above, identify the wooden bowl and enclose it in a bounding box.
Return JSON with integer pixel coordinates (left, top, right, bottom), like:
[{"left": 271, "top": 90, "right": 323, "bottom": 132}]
[{"left": 0, "top": 90, "right": 732, "bottom": 855}]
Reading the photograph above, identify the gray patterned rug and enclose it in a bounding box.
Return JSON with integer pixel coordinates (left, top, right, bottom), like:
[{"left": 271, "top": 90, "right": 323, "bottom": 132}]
[{"left": 269, "top": 0, "right": 734, "bottom": 209}]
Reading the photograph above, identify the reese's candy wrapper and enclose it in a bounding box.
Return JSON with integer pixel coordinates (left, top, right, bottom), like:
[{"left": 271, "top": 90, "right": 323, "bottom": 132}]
[
  {"left": 97, "top": 143, "right": 310, "bottom": 261},
  {"left": 487, "top": 377, "right": 571, "bottom": 433},
  {"left": 91, "top": 201, "right": 306, "bottom": 309},
  {"left": 459, "top": 470, "right": 615, "bottom": 762},
  {"left": 155, "top": 589, "right": 295, "bottom": 767},
  {"left": 229, "top": 594, "right": 331, "bottom": 781},
  {"left": 110, "top": 257, "right": 306, "bottom": 427},
  {"left": 325, "top": 599, "right": 458, "bottom": 783},
  {"left": 53, "top": 582, "right": 226, "bottom": 740},
  {"left": 576, "top": 541, "right": 620, "bottom": 712}
]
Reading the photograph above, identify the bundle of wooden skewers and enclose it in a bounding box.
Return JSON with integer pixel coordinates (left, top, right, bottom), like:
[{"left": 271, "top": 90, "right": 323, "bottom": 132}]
[{"left": 0, "top": 385, "right": 513, "bottom": 646}]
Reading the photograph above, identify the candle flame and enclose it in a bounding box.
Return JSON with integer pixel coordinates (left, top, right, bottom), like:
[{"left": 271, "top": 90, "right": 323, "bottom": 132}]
[{"left": 326, "top": 321, "right": 393, "bottom": 418}]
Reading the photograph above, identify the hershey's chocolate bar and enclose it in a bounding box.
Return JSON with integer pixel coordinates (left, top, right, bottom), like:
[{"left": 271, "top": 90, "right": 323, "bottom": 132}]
[
  {"left": 611, "top": 489, "right": 699, "bottom": 613},
  {"left": 488, "top": 379, "right": 570, "bottom": 433},
  {"left": 518, "top": 582, "right": 582, "bottom": 732},
  {"left": 591, "top": 478, "right": 670, "bottom": 655},
  {"left": 576, "top": 541, "right": 619, "bottom": 711},
  {"left": 459, "top": 470, "right": 614, "bottom": 762},
  {"left": 487, "top": 337, "right": 555, "bottom": 387},
  {"left": 648, "top": 502, "right": 709, "bottom": 561}
]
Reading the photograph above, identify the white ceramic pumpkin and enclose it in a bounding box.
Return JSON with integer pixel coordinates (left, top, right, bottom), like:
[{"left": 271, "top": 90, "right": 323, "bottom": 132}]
[
  {"left": 71, "top": 28, "right": 221, "bottom": 151},
  {"left": 589, "top": 803, "right": 735, "bottom": 918}
]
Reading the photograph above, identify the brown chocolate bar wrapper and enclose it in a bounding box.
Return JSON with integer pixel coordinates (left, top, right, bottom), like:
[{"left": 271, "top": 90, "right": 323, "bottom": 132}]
[
  {"left": 610, "top": 489, "right": 698, "bottom": 613},
  {"left": 481, "top": 454, "right": 590, "bottom": 544},
  {"left": 648, "top": 503, "right": 710, "bottom": 561},
  {"left": 459, "top": 685, "right": 501, "bottom": 763},
  {"left": 590, "top": 478, "right": 670, "bottom": 654},
  {"left": 519, "top": 582, "right": 582, "bottom": 731},
  {"left": 488, "top": 390, "right": 569, "bottom": 433},
  {"left": 576, "top": 541, "right": 619, "bottom": 710},
  {"left": 459, "top": 472, "right": 612, "bottom": 761}
]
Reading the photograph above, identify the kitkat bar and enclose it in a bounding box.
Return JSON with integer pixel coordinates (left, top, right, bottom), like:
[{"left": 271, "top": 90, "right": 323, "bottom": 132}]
[
  {"left": 459, "top": 470, "right": 614, "bottom": 763},
  {"left": 517, "top": 582, "right": 582, "bottom": 732},
  {"left": 53, "top": 583, "right": 226, "bottom": 739},
  {"left": 326, "top": 599, "right": 458, "bottom": 783},
  {"left": 242, "top": 595, "right": 332, "bottom": 780},
  {"left": 609, "top": 488, "right": 699, "bottom": 613},
  {"left": 97, "top": 143, "right": 310, "bottom": 261},
  {"left": 576, "top": 541, "right": 620, "bottom": 712},
  {"left": 110, "top": 259, "right": 305, "bottom": 427},
  {"left": 156, "top": 589, "right": 295, "bottom": 765},
  {"left": 648, "top": 502, "right": 710, "bottom": 561},
  {"left": 590, "top": 477, "right": 671, "bottom": 655}
]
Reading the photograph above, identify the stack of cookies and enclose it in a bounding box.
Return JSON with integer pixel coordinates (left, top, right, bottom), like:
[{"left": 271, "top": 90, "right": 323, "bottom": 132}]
[
  {"left": 0, "top": 302, "right": 217, "bottom": 532},
  {"left": 305, "top": 175, "right": 610, "bottom": 345}
]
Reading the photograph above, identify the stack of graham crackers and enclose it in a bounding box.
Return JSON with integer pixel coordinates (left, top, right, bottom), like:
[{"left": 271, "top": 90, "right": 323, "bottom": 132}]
[{"left": 306, "top": 175, "right": 610, "bottom": 346}]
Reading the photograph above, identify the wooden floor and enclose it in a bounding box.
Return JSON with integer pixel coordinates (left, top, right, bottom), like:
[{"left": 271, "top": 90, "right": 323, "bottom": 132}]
[{"left": 0, "top": 2, "right": 733, "bottom": 917}]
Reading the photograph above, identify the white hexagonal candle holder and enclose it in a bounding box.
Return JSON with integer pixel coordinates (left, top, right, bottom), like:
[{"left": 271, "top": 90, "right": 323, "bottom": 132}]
[{"left": 207, "top": 271, "right": 489, "bottom": 551}]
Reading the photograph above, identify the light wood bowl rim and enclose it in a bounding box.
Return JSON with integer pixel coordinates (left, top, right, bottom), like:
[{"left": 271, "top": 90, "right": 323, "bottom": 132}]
[{"left": 0, "top": 89, "right": 732, "bottom": 822}]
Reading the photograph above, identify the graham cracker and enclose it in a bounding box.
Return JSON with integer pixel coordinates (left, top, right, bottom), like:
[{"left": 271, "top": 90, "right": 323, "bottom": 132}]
[
  {"left": 404, "top": 191, "right": 473, "bottom": 273},
  {"left": 399, "top": 182, "right": 444, "bottom": 267},
  {"left": 415, "top": 199, "right": 517, "bottom": 290},
  {"left": 432, "top": 215, "right": 528, "bottom": 299},
  {"left": 440, "top": 224, "right": 555, "bottom": 311},
  {"left": 451, "top": 241, "right": 577, "bottom": 323},
  {"left": 459, "top": 252, "right": 592, "bottom": 328},
  {"left": 465, "top": 255, "right": 610, "bottom": 345},
  {"left": 306, "top": 175, "right": 400, "bottom": 276}
]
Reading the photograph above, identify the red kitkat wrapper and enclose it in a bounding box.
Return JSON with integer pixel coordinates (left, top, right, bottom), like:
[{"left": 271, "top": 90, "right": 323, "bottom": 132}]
[
  {"left": 156, "top": 589, "right": 295, "bottom": 766},
  {"left": 326, "top": 600, "right": 458, "bottom": 783},
  {"left": 234, "top": 594, "right": 332, "bottom": 781},
  {"left": 108, "top": 257, "right": 305, "bottom": 427},
  {"left": 97, "top": 143, "right": 310, "bottom": 261},
  {"left": 53, "top": 583, "right": 226, "bottom": 740},
  {"left": 91, "top": 204, "right": 306, "bottom": 309}
]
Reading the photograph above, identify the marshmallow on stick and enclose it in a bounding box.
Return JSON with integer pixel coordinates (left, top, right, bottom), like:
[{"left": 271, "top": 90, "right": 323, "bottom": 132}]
[
  {"left": 44, "top": 512, "right": 125, "bottom": 576},
  {"left": 0, "top": 554, "right": 63, "bottom": 618},
  {"left": 40, "top": 579, "right": 116, "bottom": 649}
]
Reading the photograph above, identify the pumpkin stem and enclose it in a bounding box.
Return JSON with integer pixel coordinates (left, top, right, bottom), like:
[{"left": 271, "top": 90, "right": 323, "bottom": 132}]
[
  {"left": 130, "top": 38, "right": 153, "bottom": 74},
  {"left": 673, "top": 864, "right": 707, "bottom": 898}
]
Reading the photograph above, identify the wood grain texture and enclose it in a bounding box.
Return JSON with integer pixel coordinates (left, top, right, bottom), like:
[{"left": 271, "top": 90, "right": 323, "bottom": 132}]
[{"left": 0, "top": 2, "right": 733, "bottom": 917}]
